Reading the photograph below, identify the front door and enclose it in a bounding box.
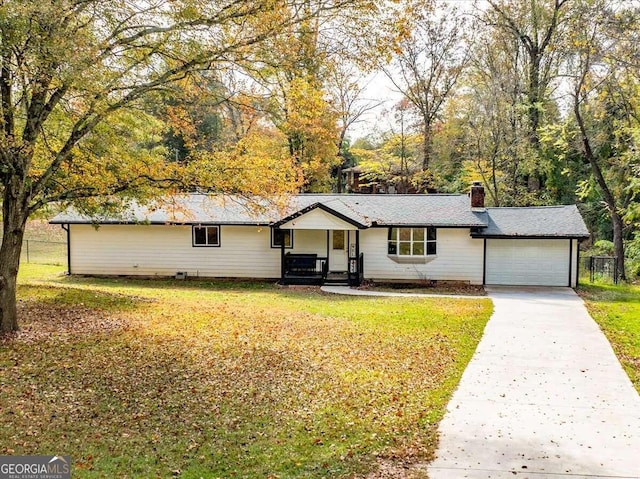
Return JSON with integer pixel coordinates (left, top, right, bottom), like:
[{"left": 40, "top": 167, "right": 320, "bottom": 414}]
[{"left": 329, "top": 230, "right": 348, "bottom": 272}]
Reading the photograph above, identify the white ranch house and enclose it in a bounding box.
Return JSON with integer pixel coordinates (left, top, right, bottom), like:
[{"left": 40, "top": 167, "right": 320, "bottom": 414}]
[{"left": 50, "top": 183, "right": 590, "bottom": 287}]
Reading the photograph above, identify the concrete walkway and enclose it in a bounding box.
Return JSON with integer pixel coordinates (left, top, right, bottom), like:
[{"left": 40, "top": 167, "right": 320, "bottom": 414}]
[{"left": 428, "top": 286, "right": 640, "bottom": 479}]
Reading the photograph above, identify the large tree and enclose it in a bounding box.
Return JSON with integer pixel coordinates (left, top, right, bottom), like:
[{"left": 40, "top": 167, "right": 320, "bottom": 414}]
[
  {"left": 0, "top": 0, "right": 342, "bottom": 333},
  {"left": 485, "top": 0, "right": 570, "bottom": 151},
  {"left": 567, "top": 0, "right": 640, "bottom": 282},
  {"left": 383, "top": 0, "right": 468, "bottom": 175},
  {"left": 244, "top": 0, "right": 378, "bottom": 191}
]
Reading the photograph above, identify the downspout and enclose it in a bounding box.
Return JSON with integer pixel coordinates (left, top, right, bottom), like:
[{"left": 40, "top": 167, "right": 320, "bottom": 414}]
[
  {"left": 482, "top": 238, "right": 487, "bottom": 285},
  {"left": 61, "top": 224, "right": 71, "bottom": 275},
  {"left": 568, "top": 238, "right": 573, "bottom": 288},
  {"left": 576, "top": 239, "right": 581, "bottom": 288}
]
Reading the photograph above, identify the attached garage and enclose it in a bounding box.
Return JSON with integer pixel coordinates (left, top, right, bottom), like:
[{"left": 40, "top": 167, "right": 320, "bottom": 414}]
[
  {"left": 473, "top": 206, "right": 589, "bottom": 288},
  {"left": 485, "top": 238, "right": 572, "bottom": 287}
]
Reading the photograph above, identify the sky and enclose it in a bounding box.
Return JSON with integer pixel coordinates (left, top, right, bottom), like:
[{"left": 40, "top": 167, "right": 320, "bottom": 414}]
[{"left": 345, "top": 0, "right": 484, "bottom": 141}]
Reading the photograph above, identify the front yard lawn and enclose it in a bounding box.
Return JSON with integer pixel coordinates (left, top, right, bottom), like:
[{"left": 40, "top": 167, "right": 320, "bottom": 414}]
[
  {"left": 580, "top": 283, "right": 640, "bottom": 392},
  {"left": 1, "top": 265, "right": 492, "bottom": 478}
]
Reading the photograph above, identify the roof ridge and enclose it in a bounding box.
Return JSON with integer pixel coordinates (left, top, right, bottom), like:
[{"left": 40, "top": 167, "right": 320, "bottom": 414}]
[
  {"left": 296, "top": 193, "right": 465, "bottom": 197},
  {"left": 487, "top": 205, "right": 575, "bottom": 210}
]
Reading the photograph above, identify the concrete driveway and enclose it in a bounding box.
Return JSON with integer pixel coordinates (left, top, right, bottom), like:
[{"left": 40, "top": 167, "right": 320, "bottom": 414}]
[{"left": 427, "top": 286, "right": 640, "bottom": 479}]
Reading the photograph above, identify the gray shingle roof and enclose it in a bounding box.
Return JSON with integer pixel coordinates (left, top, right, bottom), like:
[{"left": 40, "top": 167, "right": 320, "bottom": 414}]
[
  {"left": 51, "top": 196, "right": 279, "bottom": 225},
  {"left": 50, "top": 193, "right": 489, "bottom": 227},
  {"left": 49, "top": 194, "right": 590, "bottom": 237},
  {"left": 285, "top": 194, "right": 488, "bottom": 227},
  {"left": 475, "top": 205, "right": 590, "bottom": 238}
]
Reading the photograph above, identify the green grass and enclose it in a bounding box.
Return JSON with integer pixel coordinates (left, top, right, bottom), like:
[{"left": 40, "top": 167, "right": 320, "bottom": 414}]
[
  {"left": 1, "top": 264, "right": 492, "bottom": 478},
  {"left": 1, "top": 220, "right": 67, "bottom": 266},
  {"left": 579, "top": 282, "right": 640, "bottom": 392}
]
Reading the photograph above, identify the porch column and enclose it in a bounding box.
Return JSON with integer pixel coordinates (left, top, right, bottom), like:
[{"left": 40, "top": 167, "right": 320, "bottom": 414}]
[
  {"left": 280, "top": 232, "right": 285, "bottom": 282},
  {"left": 326, "top": 230, "right": 330, "bottom": 264}
]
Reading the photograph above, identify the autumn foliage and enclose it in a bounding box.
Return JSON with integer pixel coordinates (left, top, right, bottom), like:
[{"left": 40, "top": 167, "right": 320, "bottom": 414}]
[{"left": 1, "top": 267, "right": 492, "bottom": 477}]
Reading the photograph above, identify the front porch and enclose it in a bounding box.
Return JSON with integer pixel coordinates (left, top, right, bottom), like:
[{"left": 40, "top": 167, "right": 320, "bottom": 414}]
[{"left": 273, "top": 201, "right": 366, "bottom": 287}]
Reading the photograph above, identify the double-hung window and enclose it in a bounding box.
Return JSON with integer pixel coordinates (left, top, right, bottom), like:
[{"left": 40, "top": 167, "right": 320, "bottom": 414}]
[
  {"left": 388, "top": 227, "right": 436, "bottom": 256},
  {"left": 193, "top": 225, "right": 220, "bottom": 247}
]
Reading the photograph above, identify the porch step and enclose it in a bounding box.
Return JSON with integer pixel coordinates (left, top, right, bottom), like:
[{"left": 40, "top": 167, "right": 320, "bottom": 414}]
[
  {"left": 324, "top": 279, "right": 349, "bottom": 286},
  {"left": 324, "top": 273, "right": 349, "bottom": 286},
  {"left": 281, "top": 274, "right": 325, "bottom": 286}
]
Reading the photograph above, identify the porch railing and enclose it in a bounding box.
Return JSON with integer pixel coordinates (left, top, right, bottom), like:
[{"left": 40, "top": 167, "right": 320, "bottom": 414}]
[
  {"left": 281, "top": 252, "right": 363, "bottom": 286},
  {"left": 348, "top": 253, "right": 364, "bottom": 286},
  {"left": 282, "top": 253, "right": 328, "bottom": 285}
]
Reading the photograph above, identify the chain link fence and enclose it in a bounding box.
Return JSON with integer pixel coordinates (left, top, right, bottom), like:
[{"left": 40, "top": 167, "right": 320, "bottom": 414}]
[
  {"left": 0, "top": 236, "right": 67, "bottom": 266},
  {"left": 581, "top": 255, "right": 618, "bottom": 284}
]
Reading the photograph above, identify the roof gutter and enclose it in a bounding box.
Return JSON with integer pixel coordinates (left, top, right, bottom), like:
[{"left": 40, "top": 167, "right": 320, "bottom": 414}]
[
  {"left": 49, "top": 220, "right": 272, "bottom": 226},
  {"left": 471, "top": 234, "right": 591, "bottom": 239}
]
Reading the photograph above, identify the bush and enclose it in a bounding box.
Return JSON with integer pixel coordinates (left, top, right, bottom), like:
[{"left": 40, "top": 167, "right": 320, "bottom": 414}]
[
  {"left": 626, "top": 236, "right": 640, "bottom": 279},
  {"left": 592, "top": 240, "right": 615, "bottom": 256}
]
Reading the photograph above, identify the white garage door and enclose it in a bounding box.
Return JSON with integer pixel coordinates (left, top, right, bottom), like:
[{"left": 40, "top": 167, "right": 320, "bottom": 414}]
[{"left": 486, "top": 239, "right": 570, "bottom": 286}]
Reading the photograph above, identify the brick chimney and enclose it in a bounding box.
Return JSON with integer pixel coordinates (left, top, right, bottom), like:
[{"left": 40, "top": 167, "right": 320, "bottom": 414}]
[{"left": 470, "top": 181, "right": 485, "bottom": 208}]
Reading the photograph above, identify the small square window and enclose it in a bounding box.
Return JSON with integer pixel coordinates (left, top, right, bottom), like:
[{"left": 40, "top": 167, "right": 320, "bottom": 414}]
[
  {"left": 271, "top": 229, "right": 293, "bottom": 248},
  {"left": 193, "top": 225, "right": 220, "bottom": 247}
]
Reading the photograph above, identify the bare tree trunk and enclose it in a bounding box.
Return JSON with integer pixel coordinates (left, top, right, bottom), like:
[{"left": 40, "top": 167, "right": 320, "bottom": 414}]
[
  {"left": 528, "top": 55, "right": 542, "bottom": 151},
  {"left": 611, "top": 210, "right": 626, "bottom": 283},
  {"left": 574, "top": 100, "right": 627, "bottom": 281},
  {"left": 422, "top": 122, "right": 432, "bottom": 171},
  {"left": 491, "top": 155, "right": 500, "bottom": 207},
  {"left": 1, "top": 178, "right": 28, "bottom": 333}
]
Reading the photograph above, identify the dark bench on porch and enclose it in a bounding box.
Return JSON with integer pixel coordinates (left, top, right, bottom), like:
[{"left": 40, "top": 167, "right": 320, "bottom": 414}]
[{"left": 282, "top": 253, "right": 328, "bottom": 285}]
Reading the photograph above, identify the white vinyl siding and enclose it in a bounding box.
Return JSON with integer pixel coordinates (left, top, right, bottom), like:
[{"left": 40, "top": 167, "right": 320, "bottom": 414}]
[
  {"left": 360, "top": 228, "right": 484, "bottom": 284},
  {"left": 289, "top": 229, "right": 327, "bottom": 256},
  {"left": 69, "top": 224, "right": 281, "bottom": 278},
  {"left": 485, "top": 239, "right": 571, "bottom": 287}
]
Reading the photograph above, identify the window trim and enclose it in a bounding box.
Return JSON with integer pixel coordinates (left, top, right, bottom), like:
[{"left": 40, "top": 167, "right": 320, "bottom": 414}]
[
  {"left": 271, "top": 228, "right": 294, "bottom": 249},
  {"left": 192, "top": 224, "right": 221, "bottom": 247},
  {"left": 387, "top": 227, "right": 437, "bottom": 257}
]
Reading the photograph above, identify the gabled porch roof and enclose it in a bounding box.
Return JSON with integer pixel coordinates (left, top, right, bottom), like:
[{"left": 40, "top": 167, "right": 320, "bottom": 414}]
[{"left": 273, "top": 202, "right": 366, "bottom": 230}]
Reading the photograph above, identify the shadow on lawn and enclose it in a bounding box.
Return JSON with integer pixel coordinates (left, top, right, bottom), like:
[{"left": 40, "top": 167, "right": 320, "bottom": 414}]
[
  {"left": 1, "top": 300, "right": 411, "bottom": 478},
  {"left": 54, "top": 274, "right": 373, "bottom": 302},
  {"left": 577, "top": 283, "right": 640, "bottom": 303},
  {"left": 9, "top": 285, "right": 144, "bottom": 343},
  {"left": 56, "top": 274, "right": 279, "bottom": 292}
]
